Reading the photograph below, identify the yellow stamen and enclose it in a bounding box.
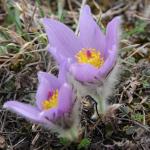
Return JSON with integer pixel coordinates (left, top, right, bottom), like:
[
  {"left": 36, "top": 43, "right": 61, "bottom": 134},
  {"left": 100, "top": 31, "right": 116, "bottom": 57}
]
[
  {"left": 75, "top": 48, "right": 104, "bottom": 68},
  {"left": 42, "top": 90, "right": 58, "bottom": 110}
]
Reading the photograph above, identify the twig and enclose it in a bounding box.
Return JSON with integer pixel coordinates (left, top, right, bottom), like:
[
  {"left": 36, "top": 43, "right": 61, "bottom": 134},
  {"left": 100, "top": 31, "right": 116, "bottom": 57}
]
[
  {"left": 116, "top": 117, "right": 150, "bottom": 132},
  {"left": 67, "top": 0, "right": 78, "bottom": 24},
  {"left": 27, "top": 5, "right": 37, "bottom": 31},
  {"left": 133, "top": 14, "right": 150, "bottom": 21},
  {"left": 125, "top": 42, "right": 150, "bottom": 60},
  {"left": 32, "top": 133, "right": 40, "bottom": 145},
  {"left": 12, "top": 138, "right": 26, "bottom": 148},
  {"left": 101, "top": 4, "right": 129, "bottom": 19}
]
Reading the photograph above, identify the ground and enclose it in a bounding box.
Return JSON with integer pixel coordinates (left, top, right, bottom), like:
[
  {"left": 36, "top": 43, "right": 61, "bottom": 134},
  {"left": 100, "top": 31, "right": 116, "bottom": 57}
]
[{"left": 0, "top": 0, "right": 150, "bottom": 149}]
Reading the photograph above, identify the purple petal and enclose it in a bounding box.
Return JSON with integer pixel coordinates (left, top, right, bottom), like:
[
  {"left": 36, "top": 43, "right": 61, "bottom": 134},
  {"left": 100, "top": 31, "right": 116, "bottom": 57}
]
[
  {"left": 58, "top": 83, "right": 73, "bottom": 114},
  {"left": 48, "top": 45, "right": 65, "bottom": 64},
  {"left": 97, "top": 45, "right": 117, "bottom": 78},
  {"left": 3, "top": 101, "right": 44, "bottom": 123},
  {"left": 70, "top": 46, "right": 117, "bottom": 82},
  {"left": 42, "top": 18, "right": 82, "bottom": 58},
  {"left": 39, "top": 108, "right": 58, "bottom": 121},
  {"left": 106, "top": 16, "right": 121, "bottom": 51},
  {"left": 70, "top": 63, "right": 98, "bottom": 82},
  {"left": 58, "top": 61, "right": 69, "bottom": 85},
  {"left": 36, "top": 71, "right": 60, "bottom": 110},
  {"left": 79, "top": 5, "right": 105, "bottom": 57}
]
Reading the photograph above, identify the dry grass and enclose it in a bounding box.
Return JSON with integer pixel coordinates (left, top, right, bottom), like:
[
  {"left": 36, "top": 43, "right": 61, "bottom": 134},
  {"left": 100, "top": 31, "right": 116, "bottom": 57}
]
[{"left": 0, "top": 0, "right": 150, "bottom": 149}]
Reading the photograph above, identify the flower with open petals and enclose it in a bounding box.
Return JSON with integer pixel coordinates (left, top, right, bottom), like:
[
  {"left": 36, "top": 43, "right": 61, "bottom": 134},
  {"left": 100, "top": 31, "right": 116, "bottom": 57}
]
[
  {"left": 42, "top": 5, "right": 121, "bottom": 84},
  {"left": 3, "top": 70, "right": 73, "bottom": 129}
]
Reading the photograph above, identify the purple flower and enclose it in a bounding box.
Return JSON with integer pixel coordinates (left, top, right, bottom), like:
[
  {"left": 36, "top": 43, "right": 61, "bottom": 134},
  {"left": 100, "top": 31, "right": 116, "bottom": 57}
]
[
  {"left": 3, "top": 70, "right": 73, "bottom": 127},
  {"left": 42, "top": 5, "right": 121, "bottom": 83}
]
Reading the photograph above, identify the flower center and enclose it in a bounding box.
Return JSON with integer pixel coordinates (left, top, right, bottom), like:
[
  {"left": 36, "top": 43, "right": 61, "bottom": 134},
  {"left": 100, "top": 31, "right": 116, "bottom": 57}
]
[
  {"left": 42, "top": 89, "right": 58, "bottom": 110},
  {"left": 75, "top": 48, "right": 104, "bottom": 68}
]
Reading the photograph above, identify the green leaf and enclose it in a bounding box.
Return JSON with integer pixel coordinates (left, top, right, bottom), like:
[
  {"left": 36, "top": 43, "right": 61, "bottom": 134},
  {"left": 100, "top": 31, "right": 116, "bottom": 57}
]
[
  {"left": 125, "top": 126, "right": 137, "bottom": 135},
  {"left": 0, "top": 46, "right": 7, "bottom": 55},
  {"left": 6, "top": 1, "right": 23, "bottom": 34},
  {"left": 59, "top": 137, "right": 69, "bottom": 146},
  {"left": 78, "top": 138, "right": 91, "bottom": 150},
  {"left": 131, "top": 113, "right": 143, "bottom": 122},
  {"left": 123, "top": 20, "right": 147, "bottom": 38},
  {"left": 35, "top": 0, "right": 45, "bottom": 17}
]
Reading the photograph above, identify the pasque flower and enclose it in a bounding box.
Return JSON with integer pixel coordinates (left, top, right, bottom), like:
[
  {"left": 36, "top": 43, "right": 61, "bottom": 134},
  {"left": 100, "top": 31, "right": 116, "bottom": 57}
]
[
  {"left": 3, "top": 67, "right": 74, "bottom": 129},
  {"left": 42, "top": 5, "right": 121, "bottom": 84},
  {"left": 41, "top": 5, "right": 121, "bottom": 116}
]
